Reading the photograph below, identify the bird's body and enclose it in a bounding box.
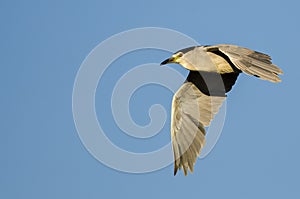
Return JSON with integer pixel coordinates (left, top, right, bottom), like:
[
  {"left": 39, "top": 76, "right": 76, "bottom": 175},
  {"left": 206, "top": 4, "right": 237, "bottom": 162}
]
[{"left": 160, "top": 44, "right": 283, "bottom": 176}]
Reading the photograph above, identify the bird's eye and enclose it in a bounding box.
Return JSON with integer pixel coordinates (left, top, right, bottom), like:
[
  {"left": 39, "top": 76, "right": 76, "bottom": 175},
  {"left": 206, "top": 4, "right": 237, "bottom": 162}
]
[{"left": 177, "top": 52, "right": 183, "bottom": 57}]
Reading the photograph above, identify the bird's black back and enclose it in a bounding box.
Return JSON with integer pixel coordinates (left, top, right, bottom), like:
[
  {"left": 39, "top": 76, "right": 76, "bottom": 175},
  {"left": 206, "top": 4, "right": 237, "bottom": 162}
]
[{"left": 186, "top": 71, "right": 240, "bottom": 97}]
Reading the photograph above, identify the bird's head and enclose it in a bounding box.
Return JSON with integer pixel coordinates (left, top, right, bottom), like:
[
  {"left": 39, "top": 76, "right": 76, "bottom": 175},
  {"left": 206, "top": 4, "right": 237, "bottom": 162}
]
[
  {"left": 160, "top": 46, "right": 214, "bottom": 71},
  {"left": 160, "top": 51, "right": 184, "bottom": 65}
]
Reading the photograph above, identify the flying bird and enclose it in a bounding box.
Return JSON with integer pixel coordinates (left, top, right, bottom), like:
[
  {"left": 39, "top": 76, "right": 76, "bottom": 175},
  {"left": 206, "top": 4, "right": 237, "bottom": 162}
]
[{"left": 160, "top": 44, "right": 283, "bottom": 176}]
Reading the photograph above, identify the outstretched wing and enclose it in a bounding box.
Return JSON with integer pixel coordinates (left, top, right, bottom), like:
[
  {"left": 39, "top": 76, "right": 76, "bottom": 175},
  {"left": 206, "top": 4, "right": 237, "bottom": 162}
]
[
  {"left": 171, "top": 82, "right": 226, "bottom": 175},
  {"left": 206, "top": 44, "right": 283, "bottom": 82}
]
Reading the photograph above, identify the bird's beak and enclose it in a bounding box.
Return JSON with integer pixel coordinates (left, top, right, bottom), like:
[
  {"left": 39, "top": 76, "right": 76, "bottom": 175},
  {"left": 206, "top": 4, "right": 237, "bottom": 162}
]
[{"left": 160, "top": 57, "right": 174, "bottom": 65}]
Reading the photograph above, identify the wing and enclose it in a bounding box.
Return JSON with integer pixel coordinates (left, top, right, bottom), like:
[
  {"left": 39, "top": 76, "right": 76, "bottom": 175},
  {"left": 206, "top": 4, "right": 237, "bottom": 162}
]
[
  {"left": 171, "top": 82, "right": 226, "bottom": 175},
  {"left": 206, "top": 44, "right": 283, "bottom": 82}
]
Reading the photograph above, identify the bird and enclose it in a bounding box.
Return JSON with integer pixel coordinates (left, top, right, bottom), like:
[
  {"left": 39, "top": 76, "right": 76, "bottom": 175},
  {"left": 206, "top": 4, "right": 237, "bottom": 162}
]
[{"left": 160, "top": 44, "right": 283, "bottom": 176}]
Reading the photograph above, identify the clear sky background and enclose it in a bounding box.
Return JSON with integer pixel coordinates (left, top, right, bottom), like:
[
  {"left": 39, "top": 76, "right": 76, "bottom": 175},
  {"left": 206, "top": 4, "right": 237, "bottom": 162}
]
[{"left": 1, "top": 0, "right": 300, "bottom": 198}]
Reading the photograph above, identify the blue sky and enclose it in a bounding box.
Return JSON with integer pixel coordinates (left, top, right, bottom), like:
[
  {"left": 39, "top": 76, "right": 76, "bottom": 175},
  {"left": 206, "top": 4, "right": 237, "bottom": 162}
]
[{"left": 1, "top": 0, "right": 300, "bottom": 198}]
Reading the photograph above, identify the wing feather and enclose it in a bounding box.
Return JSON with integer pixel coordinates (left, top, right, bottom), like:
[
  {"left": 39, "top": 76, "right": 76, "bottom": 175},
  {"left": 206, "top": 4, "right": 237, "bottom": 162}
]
[
  {"left": 211, "top": 44, "right": 283, "bottom": 82},
  {"left": 171, "top": 82, "right": 225, "bottom": 175}
]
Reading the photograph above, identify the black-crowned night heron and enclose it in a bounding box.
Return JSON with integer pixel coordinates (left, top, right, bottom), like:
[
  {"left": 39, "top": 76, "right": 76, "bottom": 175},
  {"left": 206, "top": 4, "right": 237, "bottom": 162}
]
[{"left": 160, "top": 44, "right": 283, "bottom": 176}]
